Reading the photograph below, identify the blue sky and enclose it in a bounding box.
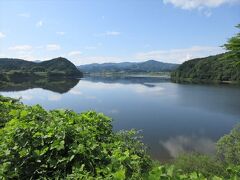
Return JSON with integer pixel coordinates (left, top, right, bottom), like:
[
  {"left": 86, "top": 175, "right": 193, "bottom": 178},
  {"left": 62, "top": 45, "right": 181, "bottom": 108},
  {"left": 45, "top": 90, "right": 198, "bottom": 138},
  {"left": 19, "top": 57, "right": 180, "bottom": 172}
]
[{"left": 0, "top": 0, "right": 239, "bottom": 65}]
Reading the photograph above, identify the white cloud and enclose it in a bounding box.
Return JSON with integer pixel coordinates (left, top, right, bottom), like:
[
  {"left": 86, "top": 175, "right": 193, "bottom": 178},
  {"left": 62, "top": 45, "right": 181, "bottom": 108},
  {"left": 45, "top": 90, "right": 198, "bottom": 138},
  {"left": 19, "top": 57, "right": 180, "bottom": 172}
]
[
  {"left": 56, "top": 31, "right": 65, "bottom": 36},
  {"left": 18, "top": 13, "right": 31, "bottom": 18},
  {"left": 0, "top": 32, "right": 6, "bottom": 39},
  {"left": 68, "top": 51, "right": 82, "bottom": 57},
  {"left": 70, "top": 46, "right": 224, "bottom": 65},
  {"left": 134, "top": 46, "right": 225, "bottom": 63},
  {"left": 74, "top": 56, "right": 122, "bottom": 65},
  {"left": 36, "top": 20, "right": 43, "bottom": 28},
  {"left": 9, "top": 45, "right": 32, "bottom": 51},
  {"left": 105, "top": 31, "right": 121, "bottom": 36},
  {"left": 46, "top": 44, "right": 61, "bottom": 51},
  {"left": 95, "top": 31, "right": 121, "bottom": 37},
  {"left": 163, "top": 0, "right": 239, "bottom": 10}
]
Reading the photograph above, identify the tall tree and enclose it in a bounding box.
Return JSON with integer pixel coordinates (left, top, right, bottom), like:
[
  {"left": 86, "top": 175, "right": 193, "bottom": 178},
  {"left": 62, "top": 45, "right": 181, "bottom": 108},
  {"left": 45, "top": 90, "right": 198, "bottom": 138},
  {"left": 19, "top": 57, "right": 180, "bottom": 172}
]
[{"left": 223, "top": 24, "right": 240, "bottom": 58}]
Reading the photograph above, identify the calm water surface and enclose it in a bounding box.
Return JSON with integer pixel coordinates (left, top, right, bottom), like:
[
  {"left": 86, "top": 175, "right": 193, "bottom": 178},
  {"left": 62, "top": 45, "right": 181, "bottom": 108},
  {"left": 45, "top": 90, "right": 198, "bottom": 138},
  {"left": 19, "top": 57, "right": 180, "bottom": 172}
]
[{"left": 1, "top": 76, "right": 240, "bottom": 162}]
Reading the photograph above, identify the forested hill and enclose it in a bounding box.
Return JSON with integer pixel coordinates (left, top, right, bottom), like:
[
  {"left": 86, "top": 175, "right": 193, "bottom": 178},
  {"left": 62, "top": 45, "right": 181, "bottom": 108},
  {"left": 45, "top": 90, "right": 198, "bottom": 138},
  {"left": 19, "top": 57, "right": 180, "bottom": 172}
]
[
  {"left": 78, "top": 60, "right": 179, "bottom": 73},
  {"left": 0, "top": 57, "right": 83, "bottom": 77},
  {"left": 171, "top": 52, "right": 240, "bottom": 83}
]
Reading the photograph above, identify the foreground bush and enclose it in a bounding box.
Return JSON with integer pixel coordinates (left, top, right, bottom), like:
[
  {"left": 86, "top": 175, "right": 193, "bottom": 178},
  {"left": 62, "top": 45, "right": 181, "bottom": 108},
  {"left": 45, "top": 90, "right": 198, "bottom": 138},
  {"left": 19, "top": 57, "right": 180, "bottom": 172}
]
[
  {"left": 217, "top": 125, "right": 240, "bottom": 165},
  {"left": 0, "top": 95, "right": 239, "bottom": 179},
  {"left": 173, "top": 153, "right": 226, "bottom": 177},
  {"left": 0, "top": 96, "right": 151, "bottom": 179}
]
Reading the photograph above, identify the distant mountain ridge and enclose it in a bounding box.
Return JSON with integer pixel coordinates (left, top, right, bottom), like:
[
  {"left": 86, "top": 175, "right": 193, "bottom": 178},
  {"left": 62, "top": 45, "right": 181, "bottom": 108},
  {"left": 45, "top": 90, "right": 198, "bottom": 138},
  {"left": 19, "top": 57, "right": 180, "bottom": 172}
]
[
  {"left": 78, "top": 60, "right": 179, "bottom": 73},
  {"left": 0, "top": 57, "right": 83, "bottom": 78}
]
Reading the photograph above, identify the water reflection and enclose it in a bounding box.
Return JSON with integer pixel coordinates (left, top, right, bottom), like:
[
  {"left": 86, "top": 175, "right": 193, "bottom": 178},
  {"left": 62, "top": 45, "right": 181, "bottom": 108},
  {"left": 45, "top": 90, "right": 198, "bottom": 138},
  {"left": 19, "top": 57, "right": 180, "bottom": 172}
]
[
  {"left": 160, "top": 135, "right": 216, "bottom": 158},
  {"left": 83, "top": 75, "right": 170, "bottom": 87},
  {"left": 0, "top": 78, "right": 79, "bottom": 94},
  {"left": 0, "top": 76, "right": 239, "bottom": 161}
]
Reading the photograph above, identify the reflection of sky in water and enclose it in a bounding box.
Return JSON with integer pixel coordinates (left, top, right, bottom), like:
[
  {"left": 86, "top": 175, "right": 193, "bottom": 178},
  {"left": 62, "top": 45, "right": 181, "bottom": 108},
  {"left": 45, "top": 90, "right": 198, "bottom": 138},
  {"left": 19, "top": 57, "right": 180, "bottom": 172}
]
[
  {"left": 1, "top": 78, "right": 240, "bottom": 162},
  {"left": 160, "top": 135, "right": 216, "bottom": 158}
]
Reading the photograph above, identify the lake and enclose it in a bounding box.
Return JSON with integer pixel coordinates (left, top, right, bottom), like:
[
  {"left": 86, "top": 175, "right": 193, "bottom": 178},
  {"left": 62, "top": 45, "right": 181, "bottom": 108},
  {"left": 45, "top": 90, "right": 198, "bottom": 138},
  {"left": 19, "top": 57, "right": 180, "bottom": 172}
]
[{"left": 0, "top": 76, "right": 240, "bottom": 162}]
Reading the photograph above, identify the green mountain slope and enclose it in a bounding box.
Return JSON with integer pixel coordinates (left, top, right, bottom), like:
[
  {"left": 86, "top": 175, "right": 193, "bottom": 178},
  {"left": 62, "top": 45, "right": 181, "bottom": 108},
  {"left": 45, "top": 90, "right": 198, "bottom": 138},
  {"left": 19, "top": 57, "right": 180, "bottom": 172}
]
[
  {"left": 171, "top": 53, "right": 240, "bottom": 83},
  {"left": 0, "top": 57, "right": 83, "bottom": 80}
]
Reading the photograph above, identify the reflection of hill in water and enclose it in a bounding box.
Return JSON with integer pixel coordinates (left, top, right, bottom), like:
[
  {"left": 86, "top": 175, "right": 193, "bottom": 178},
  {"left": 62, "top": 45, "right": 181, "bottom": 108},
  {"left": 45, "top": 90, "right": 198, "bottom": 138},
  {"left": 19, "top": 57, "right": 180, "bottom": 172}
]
[
  {"left": 83, "top": 75, "right": 170, "bottom": 87},
  {"left": 0, "top": 78, "right": 80, "bottom": 94}
]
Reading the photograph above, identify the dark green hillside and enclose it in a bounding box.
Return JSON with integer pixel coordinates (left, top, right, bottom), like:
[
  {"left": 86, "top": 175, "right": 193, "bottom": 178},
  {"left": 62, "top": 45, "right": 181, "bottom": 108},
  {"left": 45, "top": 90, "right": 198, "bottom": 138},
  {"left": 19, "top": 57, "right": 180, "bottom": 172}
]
[
  {"left": 40, "top": 57, "right": 82, "bottom": 76},
  {"left": 171, "top": 24, "right": 240, "bottom": 83},
  {"left": 0, "top": 58, "right": 35, "bottom": 71},
  {"left": 171, "top": 53, "right": 240, "bottom": 83},
  {"left": 0, "top": 57, "right": 83, "bottom": 81}
]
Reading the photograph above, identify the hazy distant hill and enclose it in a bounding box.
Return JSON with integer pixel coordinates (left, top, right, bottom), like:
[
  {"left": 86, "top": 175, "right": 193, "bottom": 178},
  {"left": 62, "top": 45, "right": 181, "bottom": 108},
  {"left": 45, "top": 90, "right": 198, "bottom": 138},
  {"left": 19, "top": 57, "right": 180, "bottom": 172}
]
[
  {"left": 78, "top": 60, "right": 179, "bottom": 73},
  {"left": 171, "top": 52, "right": 240, "bottom": 83},
  {"left": 0, "top": 57, "right": 83, "bottom": 79}
]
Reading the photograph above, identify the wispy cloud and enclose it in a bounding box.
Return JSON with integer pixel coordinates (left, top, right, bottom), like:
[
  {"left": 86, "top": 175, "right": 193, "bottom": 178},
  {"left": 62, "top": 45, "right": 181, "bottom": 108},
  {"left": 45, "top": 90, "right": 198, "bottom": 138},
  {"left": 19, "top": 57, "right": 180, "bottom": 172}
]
[
  {"left": 0, "top": 32, "right": 6, "bottom": 39},
  {"left": 69, "top": 46, "right": 224, "bottom": 65},
  {"left": 163, "top": 0, "right": 240, "bottom": 17},
  {"left": 18, "top": 13, "right": 31, "bottom": 18},
  {"left": 105, "top": 31, "right": 121, "bottom": 36},
  {"left": 68, "top": 51, "right": 82, "bottom": 57},
  {"left": 8, "top": 45, "right": 32, "bottom": 51},
  {"left": 36, "top": 20, "right": 43, "bottom": 28},
  {"left": 46, "top": 44, "right": 61, "bottom": 51},
  {"left": 163, "top": 0, "right": 239, "bottom": 10},
  {"left": 95, "top": 31, "right": 121, "bottom": 37},
  {"left": 72, "top": 55, "right": 122, "bottom": 65},
  {"left": 134, "top": 46, "right": 225, "bottom": 63},
  {"left": 56, "top": 31, "right": 65, "bottom": 36}
]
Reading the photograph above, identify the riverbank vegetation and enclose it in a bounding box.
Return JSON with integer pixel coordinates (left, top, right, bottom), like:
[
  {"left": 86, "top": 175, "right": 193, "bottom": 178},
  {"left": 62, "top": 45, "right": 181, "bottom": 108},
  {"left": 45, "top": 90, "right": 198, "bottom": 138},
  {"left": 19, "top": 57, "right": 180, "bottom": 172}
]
[
  {"left": 0, "top": 95, "right": 239, "bottom": 179},
  {"left": 171, "top": 52, "right": 240, "bottom": 83},
  {"left": 0, "top": 57, "right": 83, "bottom": 82},
  {"left": 171, "top": 24, "right": 240, "bottom": 84}
]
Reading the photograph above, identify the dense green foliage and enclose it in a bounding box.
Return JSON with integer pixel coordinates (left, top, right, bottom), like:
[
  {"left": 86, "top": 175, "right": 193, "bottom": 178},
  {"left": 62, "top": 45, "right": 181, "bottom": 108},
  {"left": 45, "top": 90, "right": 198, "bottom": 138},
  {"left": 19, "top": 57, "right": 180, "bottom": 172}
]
[
  {"left": 171, "top": 52, "right": 240, "bottom": 83},
  {"left": 217, "top": 125, "right": 240, "bottom": 165},
  {"left": 0, "top": 95, "right": 239, "bottom": 179},
  {"left": 0, "top": 57, "right": 83, "bottom": 81},
  {"left": 173, "top": 153, "right": 227, "bottom": 177},
  {"left": 224, "top": 24, "right": 240, "bottom": 59},
  {"left": 78, "top": 60, "right": 179, "bottom": 74},
  {"left": 171, "top": 24, "right": 240, "bottom": 83},
  {"left": 0, "top": 96, "right": 151, "bottom": 179},
  {"left": 171, "top": 126, "right": 240, "bottom": 179}
]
